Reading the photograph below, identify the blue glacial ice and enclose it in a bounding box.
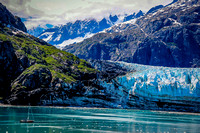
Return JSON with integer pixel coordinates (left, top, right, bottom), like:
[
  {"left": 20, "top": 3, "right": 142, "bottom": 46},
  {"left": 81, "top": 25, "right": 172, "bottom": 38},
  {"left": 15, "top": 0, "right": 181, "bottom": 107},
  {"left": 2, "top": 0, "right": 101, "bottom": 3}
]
[{"left": 98, "top": 61, "right": 200, "bottom": 104}]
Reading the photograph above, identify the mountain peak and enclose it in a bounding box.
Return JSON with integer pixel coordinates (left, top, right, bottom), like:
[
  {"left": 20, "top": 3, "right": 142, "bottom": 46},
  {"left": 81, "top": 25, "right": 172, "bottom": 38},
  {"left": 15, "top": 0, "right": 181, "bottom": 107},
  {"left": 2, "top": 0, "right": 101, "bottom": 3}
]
[
  {"left": 135, "top": 10, "right": 144, "bottom": 18},
  {"left": 146, "top": 5, "right": 164, "bottom": 14},
  {"left": 36, "top": 12, "right": 143, "bottom": 48},
  {"left": 109, "top": 15, "right": 118, "bottom": 23}
]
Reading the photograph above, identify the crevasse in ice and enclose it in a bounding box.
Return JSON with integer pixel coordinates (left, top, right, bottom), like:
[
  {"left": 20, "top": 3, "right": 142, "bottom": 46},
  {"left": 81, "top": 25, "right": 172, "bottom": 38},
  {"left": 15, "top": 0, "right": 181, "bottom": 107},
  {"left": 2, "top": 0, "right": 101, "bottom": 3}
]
[{"left": 99, "top": 61, "right": 200, "bottom": 103}]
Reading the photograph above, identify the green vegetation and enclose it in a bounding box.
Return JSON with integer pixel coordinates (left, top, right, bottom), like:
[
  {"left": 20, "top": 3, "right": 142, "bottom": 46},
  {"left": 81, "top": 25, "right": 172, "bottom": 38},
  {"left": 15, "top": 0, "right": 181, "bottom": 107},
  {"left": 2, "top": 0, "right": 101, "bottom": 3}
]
[
  {"left": 167, "top": 42, "right": 177, "bottom": 46},
  {"left": 51, "top": 70, "right": 76, "bottom": 83},
  {"left": 77, "top": 59, "right": 97, "bottom": 73},
  {"left": 11, "top": 82, "right": 27, "bottom": 93},
  {"left": 22, "top": 64, "right": 48, "bottom": 75},
  {"left": 0, "top": 33, "right": 9, "bottom": 41},
  {"left": 0, "top": 26, "right": 97, "bottom": 83}
]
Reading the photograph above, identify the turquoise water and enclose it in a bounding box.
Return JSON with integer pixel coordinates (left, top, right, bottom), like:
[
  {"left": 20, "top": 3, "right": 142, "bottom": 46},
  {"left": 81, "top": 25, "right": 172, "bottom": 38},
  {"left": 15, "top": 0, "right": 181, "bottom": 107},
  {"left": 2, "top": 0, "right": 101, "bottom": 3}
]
[{"left": 0, "top": 106, "right": 200, "bottom": 133}]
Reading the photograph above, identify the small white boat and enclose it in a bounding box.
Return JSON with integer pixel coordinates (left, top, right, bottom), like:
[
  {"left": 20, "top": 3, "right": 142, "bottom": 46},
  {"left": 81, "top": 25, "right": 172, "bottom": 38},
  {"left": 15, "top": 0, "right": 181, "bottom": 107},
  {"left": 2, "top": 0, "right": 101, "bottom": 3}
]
[
  {"left": 20, "top": 105, "right": 34, "bottom": 123},
  {"left": 20, "top": 120, "right": 34, "bottom": 123}
]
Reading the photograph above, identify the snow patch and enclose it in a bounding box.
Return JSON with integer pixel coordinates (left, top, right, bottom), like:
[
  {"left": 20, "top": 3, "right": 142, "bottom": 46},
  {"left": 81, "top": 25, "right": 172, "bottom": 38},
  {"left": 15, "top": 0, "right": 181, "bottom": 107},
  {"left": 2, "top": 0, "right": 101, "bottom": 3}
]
[
  {"left": 168, "top": 18, "right": 182, "bottom": 26},
  {"left": 100, "top": 19, "right": 137, "bottom": 33},
  {"left": 56, "top": 33, "right": 94, "bottom": 49},
  {"left": 39, "top": 32, "right": 54, "bottom": 42},
  {"left": 122, "top": 19, "right": 137, "bottom": 24}
]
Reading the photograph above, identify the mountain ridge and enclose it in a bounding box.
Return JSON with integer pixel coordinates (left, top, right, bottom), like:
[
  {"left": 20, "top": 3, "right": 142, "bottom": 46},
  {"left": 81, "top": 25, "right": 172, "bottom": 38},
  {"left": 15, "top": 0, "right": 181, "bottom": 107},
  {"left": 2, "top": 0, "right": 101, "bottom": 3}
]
[
  {"left": 64, "top": 0, "right": 200, "bottom": 68},
  {"left": 31, "top": 11, "right": 144, "bottom": 48}
]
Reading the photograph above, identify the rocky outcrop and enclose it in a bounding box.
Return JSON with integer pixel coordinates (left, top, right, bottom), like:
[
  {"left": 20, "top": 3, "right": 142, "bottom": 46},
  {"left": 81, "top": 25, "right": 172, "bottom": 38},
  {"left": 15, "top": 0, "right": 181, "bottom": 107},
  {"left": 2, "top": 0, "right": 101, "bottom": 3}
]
[
  {"left": 7, "top": 64, "right": 52, "bottom": 105},
  {"left": 87, "top": 59, "right": 133, "bottom": 79},
  {"left": 0, "top": 3, "right": 27, "bottom": 32},
  {"left": 0, "top": 3, "right": 97, "bottom": 104},
  {"left": 64, "top": 0, "right": 200, "bottom": 68},
  {"left": 11, "top": 64, "right": 52, "bottom": 92}
]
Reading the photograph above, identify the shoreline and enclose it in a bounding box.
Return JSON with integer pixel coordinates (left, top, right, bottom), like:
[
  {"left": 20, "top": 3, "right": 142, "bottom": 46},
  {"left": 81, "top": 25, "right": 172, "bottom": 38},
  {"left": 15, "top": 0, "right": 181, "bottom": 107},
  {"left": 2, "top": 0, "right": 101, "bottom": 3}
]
[{"left": 0, "top": 103, "right": 200, "bottom": 116}]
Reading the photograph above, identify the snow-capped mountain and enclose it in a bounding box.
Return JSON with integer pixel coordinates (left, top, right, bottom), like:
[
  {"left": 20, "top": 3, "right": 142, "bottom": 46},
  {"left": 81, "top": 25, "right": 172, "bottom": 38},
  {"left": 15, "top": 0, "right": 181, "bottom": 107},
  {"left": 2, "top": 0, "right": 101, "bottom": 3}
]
[
  {"left": 28, "top": 26, "right": 46, "bottom": 37},
  {"left": 36, "top": 11, "right": 144, "bottom": 49},
  {"left": 28, "top": 24, "right": 53, "bottom": 37},
  {"left": 64, "top": 0, "right": 200, "bottom": 68}
]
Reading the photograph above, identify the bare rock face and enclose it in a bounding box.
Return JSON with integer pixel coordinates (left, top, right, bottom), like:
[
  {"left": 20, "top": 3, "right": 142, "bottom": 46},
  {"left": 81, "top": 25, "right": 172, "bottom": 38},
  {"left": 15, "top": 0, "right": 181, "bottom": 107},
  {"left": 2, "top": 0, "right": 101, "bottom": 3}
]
[
  {"left": 11, "top": 65, "right": 52, "bottom": 92},
  {"left": 7, "top": 65, "right": 52, "bottom": 105},
  {"left": 87, "top": 59, "right": 132, "bottom": 79},
  {"left": 134, "top": 0, "right": 200, "bottom": 67},
  {"left": 132, "top": 38, "right": 175, "bottom": 66},
  {"left": 0, "top": 41, "right": 22, "bottom": 97},
  {"left": 0, "top": 3, "right": 27, "bottom": 32}
]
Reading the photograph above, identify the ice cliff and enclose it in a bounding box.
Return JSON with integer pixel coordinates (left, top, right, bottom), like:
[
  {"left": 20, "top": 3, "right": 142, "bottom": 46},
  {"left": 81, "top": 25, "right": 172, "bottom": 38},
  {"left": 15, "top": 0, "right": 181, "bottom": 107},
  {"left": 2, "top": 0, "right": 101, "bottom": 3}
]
[
  {"left": 99, "top": 61, "right": 200, "bottom": 105},
  {"left": 117, "top": 62, "right": 198, "bottom": 99}
]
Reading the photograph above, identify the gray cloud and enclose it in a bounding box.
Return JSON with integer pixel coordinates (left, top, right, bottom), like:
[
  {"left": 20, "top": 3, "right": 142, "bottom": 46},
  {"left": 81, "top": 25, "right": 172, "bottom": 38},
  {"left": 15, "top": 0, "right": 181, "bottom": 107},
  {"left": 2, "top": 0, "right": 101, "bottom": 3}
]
[
  {"left": 0, "top": 0, "right": 44, "bottom": 18},
  {"left": 0, "top": 0, "right": 172, "bottom": 29}
]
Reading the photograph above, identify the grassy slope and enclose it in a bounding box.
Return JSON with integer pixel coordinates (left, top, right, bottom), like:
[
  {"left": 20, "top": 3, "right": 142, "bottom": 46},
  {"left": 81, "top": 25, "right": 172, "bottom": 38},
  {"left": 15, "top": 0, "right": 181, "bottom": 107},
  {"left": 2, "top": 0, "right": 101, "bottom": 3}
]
[{"left": 0, "top": 26, "right": 97, "bottom": 83}]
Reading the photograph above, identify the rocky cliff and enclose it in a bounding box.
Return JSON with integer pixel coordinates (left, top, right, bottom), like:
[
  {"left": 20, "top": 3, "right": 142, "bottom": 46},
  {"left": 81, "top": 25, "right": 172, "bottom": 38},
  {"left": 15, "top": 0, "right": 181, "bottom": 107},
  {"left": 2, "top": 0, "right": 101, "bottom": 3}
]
[
  {"left": 0, "top": 3, "right": 27, "bottom": 32},
  {"left": 64, "top": 0, "right": 200, "bottom": 68}
]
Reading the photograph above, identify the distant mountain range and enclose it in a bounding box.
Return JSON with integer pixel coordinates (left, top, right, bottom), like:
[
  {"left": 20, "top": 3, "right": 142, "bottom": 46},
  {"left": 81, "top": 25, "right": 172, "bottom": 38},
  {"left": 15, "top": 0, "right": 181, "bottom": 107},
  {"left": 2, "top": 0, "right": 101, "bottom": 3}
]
[
  {"left": 64, "top": 0, "right": 200, "bottom": 68},
  {"left": 28, "top": 1, "right": 177, "bottom": 49},
  {"left": 28, "top": 26, "right": 46, "bottom": 37},
  {"left": 28, "top": 11, "right": 144, "bottom": 48}
]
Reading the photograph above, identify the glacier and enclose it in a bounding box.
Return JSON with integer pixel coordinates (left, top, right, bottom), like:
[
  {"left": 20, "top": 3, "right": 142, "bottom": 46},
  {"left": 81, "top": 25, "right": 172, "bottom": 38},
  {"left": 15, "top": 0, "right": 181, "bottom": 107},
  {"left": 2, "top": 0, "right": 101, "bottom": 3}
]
[
  {"left": 99, "top": 61, "right": 200, "bottom": 102},
  {"left": 40, "top": 61, "right": 200, "bottom": 112}
]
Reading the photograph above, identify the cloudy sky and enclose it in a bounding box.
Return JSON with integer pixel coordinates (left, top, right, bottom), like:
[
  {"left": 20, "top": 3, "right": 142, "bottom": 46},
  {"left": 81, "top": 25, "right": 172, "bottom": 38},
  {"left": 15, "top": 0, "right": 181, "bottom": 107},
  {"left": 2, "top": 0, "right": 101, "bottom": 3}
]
[{"left": 0, "top": 0, "right": 172, "bottom": 29}]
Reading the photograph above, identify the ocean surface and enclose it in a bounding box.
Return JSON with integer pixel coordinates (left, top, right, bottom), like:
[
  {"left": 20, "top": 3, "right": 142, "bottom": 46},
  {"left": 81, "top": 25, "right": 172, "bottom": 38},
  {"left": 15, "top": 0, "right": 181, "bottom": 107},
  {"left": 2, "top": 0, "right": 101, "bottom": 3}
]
[{"left": 0, "top": 106, "right": 200, "bottom": 133}]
